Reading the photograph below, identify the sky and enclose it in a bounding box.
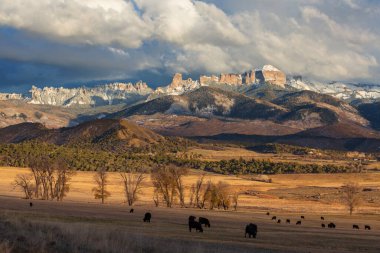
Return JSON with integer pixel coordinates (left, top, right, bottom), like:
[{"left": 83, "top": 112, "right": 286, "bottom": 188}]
[{"left": 0, "top": 0, "right": 380, "bottom": 92}]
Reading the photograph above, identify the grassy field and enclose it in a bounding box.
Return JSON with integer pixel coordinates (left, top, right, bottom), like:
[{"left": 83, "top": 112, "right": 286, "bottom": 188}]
[
  {"left": 1, "top": 167, "right": 380, "bottom": 214},
  {"left": 1, "top": 166, "right": 380, "bottom": 252},
  {"left": 0, "top": 196, "right": 379, "bottom": 253}
]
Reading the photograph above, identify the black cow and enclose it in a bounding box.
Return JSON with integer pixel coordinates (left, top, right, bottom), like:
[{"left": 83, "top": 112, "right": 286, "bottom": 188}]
[
  {"left": 328, "top": 222, "right": 336, "bottom": 228},
  {"left": 286, "top": 219, "right": 290, "bottom": 224},
  {"left": 245, "top": 223, "right": 258, "bottom": 238},
  {"left": 321, "top": 224, "right": 325, "bottom": 228},
  {"left": 277, "top": 219, "right": 281, "bottom": 224},
  {"left": 296, "top": 221, "right": 301, "bottom": 225},
  {"left": 188, "top": 216, "right": 203, "bottom": 233},
  {"left": 199, "top": 217, "right": 210, "bottom": 228},
  {"left": 271, "top": 216, "right": 277, "bottom": 220},
  {"left": 29, "top": 202, "right": 33, "bottom": 207},
  {"left": 353, "top": 225, "right": 359, "bottom": 229},
  {"left": 301, "top": 216, "right": 305, "bottom": 219},
  {"left": 266, "top": 212, "right": 270, "bottom": 216},
  {"left": 143, "top": 212, "right": 151, "bottom": 222},
  {"left": 365, "top": 225, "right": 371, "bottom": 230},
  {"left": 321, "top": 216, "right": 324, "bottom": 220},
  {"left": 130, "top": 208, "right": 134, "bottom": 213}
]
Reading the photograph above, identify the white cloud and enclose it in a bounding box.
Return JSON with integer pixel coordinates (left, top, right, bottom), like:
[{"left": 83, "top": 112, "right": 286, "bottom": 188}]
[
  {"left": 0, "top": 0, "right": 379, "bottom": 83},
  {"left": 0, "top": 0, "right": 151, "bottom": 48}
]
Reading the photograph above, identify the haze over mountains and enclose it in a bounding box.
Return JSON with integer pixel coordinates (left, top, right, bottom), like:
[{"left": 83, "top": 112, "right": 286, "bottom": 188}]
[{"left": 1, "top": 64, "right": 380, "bottom": 152}]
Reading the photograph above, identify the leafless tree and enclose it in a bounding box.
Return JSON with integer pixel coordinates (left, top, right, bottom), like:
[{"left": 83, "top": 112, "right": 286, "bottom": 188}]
[
  {"left": 170, "top": 166, "right": 188, "bottom": 207},
  {"left": 120, "top": 170, "right": 146, "bottom": 206},
  {"left": 13, "top": 174, "right": 34, "bottom": 199},
  {"left": 92, "top": 168, "right": 111, "bottom": 204},
  {"left": 153, "top": 189, "right": 160, "bottom": 207},
  {"left": 151, "top": 166, "right": 177, "bottom": 208},
  {"left": 192, "top": 174, "right": 206, "bottom": 208},
  {"left": 26, "top": 156, "right": 74, "bottom": 201},
  {"left": 232, "top": 192, "right": 239, "bottom": 211},
  {"left": 342, "top": 182, "right": 361, "bottom": 215}
]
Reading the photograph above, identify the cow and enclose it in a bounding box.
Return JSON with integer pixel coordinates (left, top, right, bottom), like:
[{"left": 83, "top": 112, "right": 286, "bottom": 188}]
[
  {"left": 321, "top": 224, "right": 325, "bottom": 228},
  {"left": 129, "top": 208, "right": 134, "bottom": 213},
  {"left": 199, "top": 217, "right": 210, "bottom": 228},
  {"left": 301, "top": 216, "right": 305, "bottom": 219},
  {"left": 328, "top": 223, "right": 336, "bottom": 228},
  {"left": 321, "top": 216, "right": 324, "bottom": 220},
  {"left": 188, "top": 216, "right": 203, "bottom": 233},
  {"left": 286, "top": 219, "right": 290, "bottom": 224},
  {"left": 296, "top": 221, "right": 301, "bottom": 225},
  {"left": 143, "top": 212, "right": 151, "bottom": 223},
  {"left": 365, "top": 225, "right": 371, "bottom": 230},
  {"left": 271, "top": 216, "right": 277, "bottom": 220},
  {"left": 245, "top": 223, "right": 258, "bottom": 238},
  {"left": 266, "top": 212, "right": 270, "bottom": 216},
  {"left": 277, "top": 219, "right": 281, "bottom": 224},
  {"left": 353, "top": 225, "right": 359, "bottom": 229},
  {"left": 29, "top": 202, "right": 33, "bottom": 207}
]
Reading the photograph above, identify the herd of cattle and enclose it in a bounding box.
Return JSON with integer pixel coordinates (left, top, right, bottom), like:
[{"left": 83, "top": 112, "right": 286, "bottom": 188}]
[
  {"left": 139, "top": 208, "right": 372, "bottom": 238},
  {"left": 29, "top": 203, "right": 373, "bottom": 237}
]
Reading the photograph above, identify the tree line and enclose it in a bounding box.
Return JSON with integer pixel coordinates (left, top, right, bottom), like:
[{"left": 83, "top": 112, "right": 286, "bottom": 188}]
[{"left": 0, "top": 141, "right": 357, "bottom": 175}]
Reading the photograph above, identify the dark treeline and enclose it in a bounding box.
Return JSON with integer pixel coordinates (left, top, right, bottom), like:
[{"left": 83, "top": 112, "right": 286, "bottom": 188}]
[{"left": 0, "top": 141, "right": 356, "bottom": 174}]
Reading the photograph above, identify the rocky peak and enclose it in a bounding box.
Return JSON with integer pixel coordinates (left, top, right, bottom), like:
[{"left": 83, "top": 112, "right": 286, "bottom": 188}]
[
  {"left": 219, "top": 73, "right": 243, "bottom": 85},
  {"left": 257, "top": 65, "right": 286, "bottom": 87},
  {"left": 0, "top": 93, "right": 23, "bottom": 100}
]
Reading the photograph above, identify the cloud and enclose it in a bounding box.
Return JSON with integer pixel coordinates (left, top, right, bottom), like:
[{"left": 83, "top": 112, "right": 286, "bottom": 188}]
[
  {"left": 0, "top": 0, "right": 379, "bottom": 89},
  {"left": 0, "top": 0, "right": 151, "bottom": 48}
]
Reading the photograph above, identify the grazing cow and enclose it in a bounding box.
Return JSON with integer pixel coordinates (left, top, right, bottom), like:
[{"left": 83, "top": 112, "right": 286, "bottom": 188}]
[
  {"left": 188, "top": 216, "right": 203, "bottom": 232},
  {"left": 277, "top": 219, "right": 281, "bottom": 224},
  {"left": 130, "top": 208, "right": 134, "bottom": 213},
  {"left": 353, "top": 225, "right": 359, "bottom": 229},
  {"left": 271, "top": 216, "right": 277, "bottom": 220},
  {"left": 143, "top": 212, "right": 151, "bottom": 223},
  {"left": 321, "top": 224, "right": 325, "bottom": 228},
  {"left": 296, "top": 221, "right": 301, "bottom": 225},
  {"left": 301, "top": 216, "right": 305, "bottom": 219},
  {"left": 199, "top": 217, "right": 210, "bottom": 228},
  {"left": 245, "top": 223, "right": 258, "bottom": 238},
  {"left": 266, "top": 212, "right": 270, "bottom": 216},
  {"left": 328, "top": 222, "right": 336, "bottom": 228},
  {"left": 365, "top": 225, "right": 371, "bottom": 230},
  {"left": 321, "top": 216, "right": 324, "bottom": 220},
  {"left": 29, "top": 202, "right": 33, "bottom": 207},
  {"left": 286, "top": 219, "right": 290, "bottom": 224}
]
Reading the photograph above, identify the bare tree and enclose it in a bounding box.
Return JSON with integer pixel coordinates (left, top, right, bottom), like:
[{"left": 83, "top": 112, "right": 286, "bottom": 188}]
[
  {"left": 170, "top": 166, "right": 188, "bottom": 207},
  {"left": 232, "top": 192, "right": 239, "bottom": 211},
  {"left": 92, "top": 168, "right": 111, "bottom": 204},
  {"left": 120, "top": 170, "right": 146, "bottom": 206},
  {"left": 151, "top": 166, "right": 177, "bottom": 208},
  {"left": 342, "top": 182, "right": 361, "bottom": 215},
  {"left": 192, "top": 174, "right": 206, "bottom": 208},
  {"left": 153, "top": 189, "right": 160, "bottom": 207},
  {"left": 26, "top": 156, "right": 74, "bottom": 201},
  {"left": 14, "top": 174, "right": 34, "bottom": 199}
]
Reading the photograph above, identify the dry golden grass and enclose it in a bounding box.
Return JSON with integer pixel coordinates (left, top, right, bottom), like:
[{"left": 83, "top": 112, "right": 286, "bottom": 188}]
[
  {"left": 1, "top": 197, "right": 380, "bottom": 253},
  {"left": 1, "top": 167, "right": 380, "bottom": 215},
  {"left": 187, "top": 147, "right": 367, "bottom": 166},
  {"left": 1, "top": 165, "right": 380, "bottom": 252}
]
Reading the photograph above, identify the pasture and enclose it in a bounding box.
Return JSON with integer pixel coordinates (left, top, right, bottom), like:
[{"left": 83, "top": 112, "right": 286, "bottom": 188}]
[{"left": 0, "top": 166, "right": 380, "bottom": 252}]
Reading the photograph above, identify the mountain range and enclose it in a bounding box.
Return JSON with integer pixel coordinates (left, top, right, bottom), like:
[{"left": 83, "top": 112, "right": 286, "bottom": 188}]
[{"left": 1, "top": 64, "right": 380, "bottom": 152}]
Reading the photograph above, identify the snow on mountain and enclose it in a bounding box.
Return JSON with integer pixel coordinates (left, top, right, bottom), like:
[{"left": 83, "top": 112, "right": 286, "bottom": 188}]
[
  {"left": 29, "top": 81, "right": 153, "bottom": 107},
  {"left": 288, "top": 78, "right": 380, "bottom": 101},
  {"left": 0, "top": 93, "right": 23, "bottom": 100}
]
